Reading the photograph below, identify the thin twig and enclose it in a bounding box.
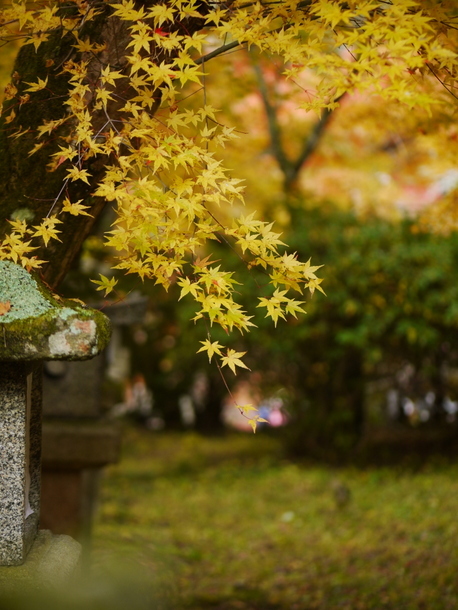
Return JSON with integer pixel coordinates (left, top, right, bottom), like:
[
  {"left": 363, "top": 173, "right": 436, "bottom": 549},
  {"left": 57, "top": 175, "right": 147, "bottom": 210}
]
[{"left": 196, "top": 40, "right": 245, "bottom": 65}]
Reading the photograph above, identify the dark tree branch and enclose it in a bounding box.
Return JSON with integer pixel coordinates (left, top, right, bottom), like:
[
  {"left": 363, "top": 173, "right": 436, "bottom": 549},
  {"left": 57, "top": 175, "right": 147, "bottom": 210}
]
[
  {"left": 252, "top": 57, "right": 342, "bottom": 193},
  {"left": 196, "top": 40, "right": 245, "bottom": 65},
  {"left": 196, "top": 0, "right": 315, "bottom": 66},
  {"left": 252, "top": 60, "right": 294, "bottom": 186},
  {"left": 292, "top": 94, "right": 345, "bottom": 176}
]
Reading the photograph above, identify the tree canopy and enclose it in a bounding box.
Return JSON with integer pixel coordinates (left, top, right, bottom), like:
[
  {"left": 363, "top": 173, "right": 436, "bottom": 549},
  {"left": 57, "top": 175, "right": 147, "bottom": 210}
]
[{"left": 0, "top": 0, "right": 457, "bottom": 421}]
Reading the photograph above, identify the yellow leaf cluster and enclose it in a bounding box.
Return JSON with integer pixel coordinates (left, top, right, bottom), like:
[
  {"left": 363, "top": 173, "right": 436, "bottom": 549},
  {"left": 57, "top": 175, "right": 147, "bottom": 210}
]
[{"left": 0, "top": 0, "right": 457, "bottom": 387}]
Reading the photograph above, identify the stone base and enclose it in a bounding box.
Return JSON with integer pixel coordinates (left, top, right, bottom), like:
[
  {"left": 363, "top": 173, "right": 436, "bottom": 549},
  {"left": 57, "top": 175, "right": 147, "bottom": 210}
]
[{"left": 0, "top": 530, "right": 82, "bottom": 591}]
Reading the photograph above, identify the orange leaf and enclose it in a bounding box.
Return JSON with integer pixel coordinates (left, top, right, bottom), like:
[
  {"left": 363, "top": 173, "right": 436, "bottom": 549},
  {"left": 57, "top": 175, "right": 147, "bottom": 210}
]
[{"left": 0, "top": 301, "right": 11, "bottom": 316}]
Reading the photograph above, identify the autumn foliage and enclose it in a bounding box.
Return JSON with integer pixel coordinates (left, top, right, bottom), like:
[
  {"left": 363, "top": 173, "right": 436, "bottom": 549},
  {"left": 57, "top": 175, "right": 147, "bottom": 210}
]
[{"left": 0, "top": 0, "right": 457, "bottom": 424}]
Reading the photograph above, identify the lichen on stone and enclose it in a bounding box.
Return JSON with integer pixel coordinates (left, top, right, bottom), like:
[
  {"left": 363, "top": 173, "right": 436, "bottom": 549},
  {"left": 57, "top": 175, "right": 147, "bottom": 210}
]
[
  {"left": 10, "top": 208, "right": 35, "bottom": 223},
  {"left": 58, "top": 307, "right": 80, "bottom": 321},
  {"left": 0, "top": 261, "right": 112, "bottom": 361},
  {"left": 0, "top": 261, "right": 52, "bottom": 322}
]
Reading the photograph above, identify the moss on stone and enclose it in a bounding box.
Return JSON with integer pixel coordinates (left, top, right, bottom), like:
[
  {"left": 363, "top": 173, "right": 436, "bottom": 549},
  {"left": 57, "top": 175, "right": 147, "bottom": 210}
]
[{"left": 0, "top": 262, "right": 111, "bottom": 361}]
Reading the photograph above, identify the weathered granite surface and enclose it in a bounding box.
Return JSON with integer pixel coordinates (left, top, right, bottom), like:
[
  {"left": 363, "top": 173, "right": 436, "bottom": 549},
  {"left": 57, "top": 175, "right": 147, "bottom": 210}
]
[
  {"left": 0, "top": 363, "right": 41, "bottom": 565},
  {"left": 0, "top": 261, "right": 112, "bottom": 566},
  {"left": 0, "top": 261, "right": 111, "bottom": 361}
]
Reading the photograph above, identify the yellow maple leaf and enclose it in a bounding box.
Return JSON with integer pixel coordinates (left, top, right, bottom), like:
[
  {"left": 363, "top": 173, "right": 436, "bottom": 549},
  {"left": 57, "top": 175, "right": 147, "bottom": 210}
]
[
  {"left": 61, "top": 197, "right": 93, "bottom": 217},
  {"left": 32, "top": 216, "right": 62, "bottom": 247},
  {"left": 23, "top": 257, "right": 46, "bottom": 271},
  {"left": 197, "top": 339, "right": 223, "bottom": 363},
  {"left": 24, "top": 77, "right": 48, "bottom": 93},
  {"left": 4, "top": 110, "right": 16, "bottom": 125},
  {"left": 220, "top": 349, "right": 250, "bottom": 374},
  {"left": 90, "top": 274, "right": 118, "bottom": 297},
  {"left": 65, "top": 166, "right": 92, "bottom": 184},
  {"left": 177, "top": 277, "right": 201, "bottom": 300},
  {"left": 100, "top": 66, "right": 126, "bottom": 86}
]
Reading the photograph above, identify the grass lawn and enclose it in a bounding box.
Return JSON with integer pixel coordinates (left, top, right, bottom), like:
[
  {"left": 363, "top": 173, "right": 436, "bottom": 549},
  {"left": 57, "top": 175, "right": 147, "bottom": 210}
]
[{"left": 91, "top": 426, "right": 458, "bottom": 609}]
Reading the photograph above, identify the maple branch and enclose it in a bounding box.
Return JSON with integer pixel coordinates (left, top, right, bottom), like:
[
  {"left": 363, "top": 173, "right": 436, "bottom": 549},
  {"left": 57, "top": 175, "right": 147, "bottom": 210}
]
[
  {"left": 253, "top": 58, "right": 342, "bottom": 193},
  {"left": 252, "top": 60, "right": 293, "bottom": 187},
  {"left": 195, "top": 0, "right": 315, "bottom": 66},
  {"left": 195, "top": 39, "right": 245, "bottom": 65},
  {"left": 292, "top": 93, "right": 345, "bottom": 176},
  {"left": 424, "top": 63, "right": 458, "bottom": 102}
]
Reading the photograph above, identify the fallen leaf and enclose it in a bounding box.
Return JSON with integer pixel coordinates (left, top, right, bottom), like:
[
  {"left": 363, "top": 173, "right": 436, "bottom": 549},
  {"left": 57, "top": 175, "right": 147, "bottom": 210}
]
[{"left": 0, "top": 301, "right": 11, "bottom": 316}]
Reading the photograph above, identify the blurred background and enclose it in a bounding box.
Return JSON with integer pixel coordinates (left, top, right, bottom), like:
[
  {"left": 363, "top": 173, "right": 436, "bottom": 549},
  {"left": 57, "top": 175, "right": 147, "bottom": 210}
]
[
  {"left": 3, "top": 37, "right": 458, "bottom": 610},
  {"left": 60, "top": 48, "right": 458, "bottom": 459}
]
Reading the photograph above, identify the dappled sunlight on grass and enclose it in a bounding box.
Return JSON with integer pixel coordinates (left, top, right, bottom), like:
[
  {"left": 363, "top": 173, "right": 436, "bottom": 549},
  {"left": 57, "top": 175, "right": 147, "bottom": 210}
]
[{"left": 91, "top": 427, "right": 458, "bottom": 609}]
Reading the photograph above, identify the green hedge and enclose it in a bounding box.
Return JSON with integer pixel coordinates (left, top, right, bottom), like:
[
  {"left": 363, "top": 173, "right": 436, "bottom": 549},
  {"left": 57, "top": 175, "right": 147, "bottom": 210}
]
[{"left": 109, "top": 203, "right": 458, "bottom": 454}]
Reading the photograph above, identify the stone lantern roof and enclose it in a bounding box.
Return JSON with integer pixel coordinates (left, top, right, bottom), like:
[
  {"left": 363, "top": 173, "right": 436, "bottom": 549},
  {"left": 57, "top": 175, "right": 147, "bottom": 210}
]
[{"left": 0, "top": 261, "right": 111, "bottom": 361}]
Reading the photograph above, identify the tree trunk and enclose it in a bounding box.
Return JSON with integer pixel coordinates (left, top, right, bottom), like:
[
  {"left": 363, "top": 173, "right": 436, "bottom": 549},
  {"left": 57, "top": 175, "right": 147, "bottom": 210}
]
[
  {"left": 0, "top": 8, "right": 116, "bottom": 288},
  {"left": 0, "top": 1, "right": 208, "bottom": 289}
]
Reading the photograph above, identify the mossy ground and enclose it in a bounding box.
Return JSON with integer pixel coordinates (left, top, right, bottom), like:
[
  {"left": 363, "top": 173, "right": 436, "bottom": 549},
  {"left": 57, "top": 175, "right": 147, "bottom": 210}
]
[{"left": 90, "top": 426, "right": 458, "bottom": 609}]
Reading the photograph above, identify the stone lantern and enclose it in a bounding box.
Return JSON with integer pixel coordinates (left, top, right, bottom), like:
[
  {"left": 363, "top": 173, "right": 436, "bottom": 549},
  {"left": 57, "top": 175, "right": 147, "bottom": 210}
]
[{"left": 0, "top": 261, "right": 110, "bottom": 579}]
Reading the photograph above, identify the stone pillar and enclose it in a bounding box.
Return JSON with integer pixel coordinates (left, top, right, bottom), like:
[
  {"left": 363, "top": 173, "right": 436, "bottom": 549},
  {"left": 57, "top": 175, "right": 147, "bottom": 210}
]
[
  {"left": 40, "top": 294, "right": 147, "bottom": 542},
  {"left": 0, "top": 260, "right": 111, "bottom": 580},
  {"left": 0, "top": 363, "right": 41, "bottom": 565}
]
